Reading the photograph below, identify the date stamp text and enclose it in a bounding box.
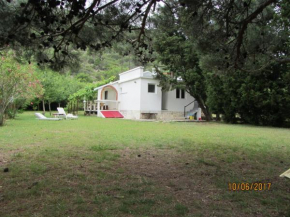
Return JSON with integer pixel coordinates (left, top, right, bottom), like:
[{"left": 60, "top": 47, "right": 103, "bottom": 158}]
[{"left": 228, "top": 182, "right": 271, "bottom": 191}]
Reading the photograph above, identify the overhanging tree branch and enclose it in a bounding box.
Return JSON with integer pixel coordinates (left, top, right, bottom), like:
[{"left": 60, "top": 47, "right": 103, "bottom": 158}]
[{"left": 235, "top": 0, "right": 278, "bottom": 65}]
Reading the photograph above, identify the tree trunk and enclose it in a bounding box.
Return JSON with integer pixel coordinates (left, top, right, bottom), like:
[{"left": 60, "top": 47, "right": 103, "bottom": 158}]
[
  {"left": 58, "top": 102, "right": 60, "bottom": 107},
  {"left": 48, "top": 101, "right": 51, "bottom": 116},
  {"left": 195, "top": 96, "right": 212, "bottom": 121},
  {"left": 216, "top": 113, "right": 221, "bottom": 121},
  {"left": 12, "top": 103, "right": 17, "bottom": 119},
  {"left": 73, "top": 101, "right": 76, "bottom": 115},
  {"left": 0, "top": 111, "right": 4, "bottom": 126},
  {"left": 76, "top": 100, "right": 79, "bottom": 115},
  {"left": 42, "top": 99, "right": 46, "bottom": 115},
  {"left": 199, "top": 103, "right": 212, "bottom": 121},
  {"left": 14, "top": 103, "right": 17, "bottom": 117}
]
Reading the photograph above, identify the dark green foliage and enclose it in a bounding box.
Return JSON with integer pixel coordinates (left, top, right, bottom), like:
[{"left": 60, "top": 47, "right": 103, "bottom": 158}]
[
  {"left": 206, "top": 64, "right": 290, "bottom": 126},
  {"left": 180, "top": 0, "right": 289, "bottom": 70},
  {"left": 205, "top": 73, "right": 225, "bottom": 119}
]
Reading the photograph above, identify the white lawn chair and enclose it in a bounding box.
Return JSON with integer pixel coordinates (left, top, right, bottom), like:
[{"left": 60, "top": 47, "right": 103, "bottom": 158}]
[
  {"left": 35, "top": 113, "right": 62, "bottom": 121},
  {"left": 57, "top": 107, "right": 78, "bottom": 120}
]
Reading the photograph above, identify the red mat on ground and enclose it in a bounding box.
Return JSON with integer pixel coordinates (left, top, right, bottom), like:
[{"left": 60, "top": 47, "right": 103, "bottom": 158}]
[{"left": 101, "top": 111, "right": 124, "bottom": 118}]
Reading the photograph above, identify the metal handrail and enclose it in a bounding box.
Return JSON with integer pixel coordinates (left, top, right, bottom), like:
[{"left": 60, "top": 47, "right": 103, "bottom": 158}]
[{"left": 184, "top": 100, "right": 197, "bottom": 117}]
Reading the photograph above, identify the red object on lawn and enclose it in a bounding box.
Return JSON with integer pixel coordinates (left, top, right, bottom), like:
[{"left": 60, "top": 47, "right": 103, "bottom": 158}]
[{"left": 101, "top": 111, "right": 124, "bottom": 118}]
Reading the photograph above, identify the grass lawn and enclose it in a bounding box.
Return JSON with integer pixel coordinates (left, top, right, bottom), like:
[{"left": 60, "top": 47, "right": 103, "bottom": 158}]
[{"left": 0, "top": 112, "right": 290, "bottom": 217}]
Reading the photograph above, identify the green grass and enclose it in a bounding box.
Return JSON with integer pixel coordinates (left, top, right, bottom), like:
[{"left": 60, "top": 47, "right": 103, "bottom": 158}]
[{"left": 0, "top": 112, "right": 290, "bottom": 217}]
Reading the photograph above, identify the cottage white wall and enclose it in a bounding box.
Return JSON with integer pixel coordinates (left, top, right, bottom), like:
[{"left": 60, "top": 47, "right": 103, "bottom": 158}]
[
  {"left": 140, "top": 78, "right": 162, "bottom": 112},
  {"left": 119, "top": 67, "right": 144, "bottom": 82},
  {"left": 162, "top": 90, "right": 195, "bottom": 112},
  {"left": 119, "top": 78, "right": 141, "bottom": 111}
]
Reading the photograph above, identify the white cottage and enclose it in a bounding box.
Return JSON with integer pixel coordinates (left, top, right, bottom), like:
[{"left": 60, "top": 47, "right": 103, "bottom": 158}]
[{"left": 93, "top": 66, "right": 201, "bottom": 120}]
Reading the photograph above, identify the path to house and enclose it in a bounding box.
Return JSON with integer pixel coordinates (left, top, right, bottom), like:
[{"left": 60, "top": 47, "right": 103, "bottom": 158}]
[{"left": 0, "top": 112, "right": 289, "bottom": 217}]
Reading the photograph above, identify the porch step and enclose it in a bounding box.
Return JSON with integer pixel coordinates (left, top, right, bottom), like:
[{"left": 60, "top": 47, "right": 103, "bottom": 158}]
[{"left": 101, "top": 111, "right": 124, "bottom": 118}]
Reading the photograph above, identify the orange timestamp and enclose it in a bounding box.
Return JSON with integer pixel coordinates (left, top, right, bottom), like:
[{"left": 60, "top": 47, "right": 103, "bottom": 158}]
[{"left": 228, "top": 182, "right": 272, "bottom": 191}]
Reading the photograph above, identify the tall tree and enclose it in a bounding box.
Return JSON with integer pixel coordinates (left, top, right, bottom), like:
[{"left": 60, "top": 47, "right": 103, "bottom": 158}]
[
  {"left": 152, "top": 4, "right": 213, "bottom": 120},
  {"left": 0, "top": 51, "right": 42, "bottom": 126},
  {"left": 154, "top": 35, "right": 212, "bottom": 121}
]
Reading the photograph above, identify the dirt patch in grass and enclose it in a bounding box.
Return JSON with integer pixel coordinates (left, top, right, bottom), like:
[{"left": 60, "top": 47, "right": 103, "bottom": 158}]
[
  {"left": 117, "top": 148, "right": 290, "bottom": 217},
  {"left": 0, "top": 152, "right": 5, "bottom": 167},
  {"left": 0, "top": 149, "right": 22, "bottom": 167}
]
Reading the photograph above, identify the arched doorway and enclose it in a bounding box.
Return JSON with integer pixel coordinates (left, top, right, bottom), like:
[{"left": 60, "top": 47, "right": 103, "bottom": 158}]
[
  {"left": 101, "top": 85, "right": 118, "bottom": 101},
  {"left": 99, "top": 85, "right": 118, "bottom": 110}
]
